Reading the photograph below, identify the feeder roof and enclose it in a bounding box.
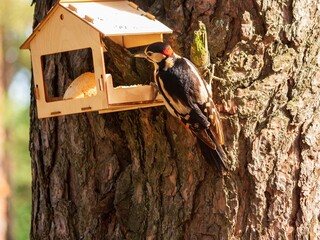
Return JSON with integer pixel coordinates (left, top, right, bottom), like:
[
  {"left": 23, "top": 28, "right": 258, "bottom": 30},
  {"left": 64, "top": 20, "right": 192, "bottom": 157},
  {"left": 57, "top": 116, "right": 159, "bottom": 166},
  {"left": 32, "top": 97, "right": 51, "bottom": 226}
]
[{"left": 21, "top": 0, "right": 172, "bottom": 49}]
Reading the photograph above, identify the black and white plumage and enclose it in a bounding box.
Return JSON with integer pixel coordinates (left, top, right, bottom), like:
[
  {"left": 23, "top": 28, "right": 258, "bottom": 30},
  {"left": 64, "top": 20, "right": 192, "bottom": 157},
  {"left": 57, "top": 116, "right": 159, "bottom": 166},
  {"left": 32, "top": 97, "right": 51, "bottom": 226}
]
[{"left": 135, "top": 42, "right": 228, "bottom": 172}]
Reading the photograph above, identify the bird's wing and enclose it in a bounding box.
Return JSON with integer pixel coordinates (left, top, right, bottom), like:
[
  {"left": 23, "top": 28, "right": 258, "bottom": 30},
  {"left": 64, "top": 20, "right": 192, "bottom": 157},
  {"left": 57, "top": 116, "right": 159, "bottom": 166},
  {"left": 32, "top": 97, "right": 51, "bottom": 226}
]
[
  {"left": 202, "top": 99, "right": 225, "bottom": 145},
  {"left": 158, "top": 57, "right": 208, "bottom": 117},
  {"left": 157, "top": 56, "right": 225, "bottom": 146},
  {"left": 183, "top": 58, "right": 225, "bottom": 145},
  {"left": 190, "top": 103, "right": 224, "bottom": 148},
  {"left": 192, "top": 128, "right": 217, "bottom": 149}
]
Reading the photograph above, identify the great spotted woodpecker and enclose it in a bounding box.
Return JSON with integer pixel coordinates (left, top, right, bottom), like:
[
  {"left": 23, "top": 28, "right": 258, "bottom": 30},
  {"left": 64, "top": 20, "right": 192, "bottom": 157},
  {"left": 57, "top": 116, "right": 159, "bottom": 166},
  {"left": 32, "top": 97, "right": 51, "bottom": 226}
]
[{"left": 135, "top": 42, "right": 228, "bottom": 172}]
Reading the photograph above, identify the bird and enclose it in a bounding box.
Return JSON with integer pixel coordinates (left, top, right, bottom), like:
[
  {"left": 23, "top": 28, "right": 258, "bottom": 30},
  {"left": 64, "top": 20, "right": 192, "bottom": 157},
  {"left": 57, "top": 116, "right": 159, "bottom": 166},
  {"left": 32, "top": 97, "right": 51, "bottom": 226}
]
[{"left": 135, "top": 42, "right": 229, "bottom": 172}]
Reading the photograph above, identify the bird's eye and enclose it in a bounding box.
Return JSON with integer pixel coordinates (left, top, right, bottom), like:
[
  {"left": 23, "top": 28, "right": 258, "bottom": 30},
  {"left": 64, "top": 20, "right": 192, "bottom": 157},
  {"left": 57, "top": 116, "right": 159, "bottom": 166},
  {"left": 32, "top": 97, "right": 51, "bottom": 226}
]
[{"left": 146, "top": 51, "right": 153, "bottom": 57}]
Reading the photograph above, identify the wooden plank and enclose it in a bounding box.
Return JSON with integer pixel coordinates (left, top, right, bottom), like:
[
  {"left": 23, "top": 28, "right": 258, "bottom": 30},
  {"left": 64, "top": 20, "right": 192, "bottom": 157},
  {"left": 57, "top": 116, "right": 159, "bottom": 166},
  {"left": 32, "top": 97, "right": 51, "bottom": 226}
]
[
  {"left": 21, "top": 1, "right": 172, "bottom": 50},
  {"left": 99, "top": 102, "right": 164, "bottom": 114},
  {"left": 32, "top": 45, "right": 109, "bottom": 118},
  {"left": 30, "top": 7, "right": 101, "bottom": 55},
  {"left": 36, "top": 95, "right": 105, "bottom": 118},
  {"left": 105, "top": 75, "right": 162, "bottom": 104},
  {"left": 20, "top": 2, "right": 60, "bottom": 49},
  {"left": 123, "top": 34, "right": 163, "bottom": 48},
  {"left": 59, "top": 1, "right": 172, "bottom": 36},
  {"left": 30, "top": 50, "right": 46, "bottom": 104},
  {"left": 109, "top": 34, "right": 163, "bottom": 48},
  {"left": 108, "top": 86, "right": 163, "bottom": 104},
  {"left": 108, "top": 36, "right": 123, "bottom": 46}
]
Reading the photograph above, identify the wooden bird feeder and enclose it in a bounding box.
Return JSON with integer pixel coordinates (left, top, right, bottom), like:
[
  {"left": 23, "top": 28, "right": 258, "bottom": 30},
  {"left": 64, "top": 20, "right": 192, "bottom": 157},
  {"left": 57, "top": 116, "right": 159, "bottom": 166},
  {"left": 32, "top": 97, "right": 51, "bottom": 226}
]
[{"left": 20, "top": 0, "right": 172, "bottom": 118}]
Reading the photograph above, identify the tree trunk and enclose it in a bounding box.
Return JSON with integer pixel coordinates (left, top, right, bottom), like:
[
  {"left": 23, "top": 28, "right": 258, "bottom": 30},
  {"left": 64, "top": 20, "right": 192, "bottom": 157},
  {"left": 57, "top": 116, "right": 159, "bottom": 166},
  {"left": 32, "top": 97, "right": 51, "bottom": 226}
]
[{"left": 30, "top": 0, "right": 320, "bottom": 239}]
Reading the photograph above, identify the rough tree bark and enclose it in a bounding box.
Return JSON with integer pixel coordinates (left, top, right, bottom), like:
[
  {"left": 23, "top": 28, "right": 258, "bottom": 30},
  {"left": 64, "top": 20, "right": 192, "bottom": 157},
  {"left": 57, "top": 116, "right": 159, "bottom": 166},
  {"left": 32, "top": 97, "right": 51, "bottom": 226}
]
[{"left": 30, "top": 0, "right": 320, "bottom": 239}]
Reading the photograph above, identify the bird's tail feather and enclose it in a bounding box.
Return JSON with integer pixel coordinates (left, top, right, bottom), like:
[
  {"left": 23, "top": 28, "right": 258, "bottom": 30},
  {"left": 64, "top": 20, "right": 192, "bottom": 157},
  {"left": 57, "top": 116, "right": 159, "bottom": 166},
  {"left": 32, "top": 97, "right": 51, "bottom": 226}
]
[{"left": 197, "top": 130, "right": 229, "bottom": 172}]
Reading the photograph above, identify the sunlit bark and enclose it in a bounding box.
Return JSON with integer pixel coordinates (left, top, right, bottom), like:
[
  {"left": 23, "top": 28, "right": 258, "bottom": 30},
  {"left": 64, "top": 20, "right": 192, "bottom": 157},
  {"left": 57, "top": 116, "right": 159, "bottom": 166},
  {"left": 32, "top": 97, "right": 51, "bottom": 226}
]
[{"left": 30, "top": 0, "right": 320, "bottom": 239}]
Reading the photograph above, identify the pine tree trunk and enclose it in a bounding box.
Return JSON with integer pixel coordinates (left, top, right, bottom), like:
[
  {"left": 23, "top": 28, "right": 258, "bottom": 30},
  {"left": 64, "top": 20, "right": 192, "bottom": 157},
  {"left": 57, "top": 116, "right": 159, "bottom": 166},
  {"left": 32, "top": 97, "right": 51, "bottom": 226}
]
[{"left": 30, "top": 0, "right": 320, "bottom": 239}]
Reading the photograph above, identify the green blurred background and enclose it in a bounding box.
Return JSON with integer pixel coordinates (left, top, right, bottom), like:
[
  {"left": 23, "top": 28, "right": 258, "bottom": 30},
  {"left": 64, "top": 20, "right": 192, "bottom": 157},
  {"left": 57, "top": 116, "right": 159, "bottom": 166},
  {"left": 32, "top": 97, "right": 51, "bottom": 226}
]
[{"left": 1, "top": 0, "right": 34, "bottom": 239}]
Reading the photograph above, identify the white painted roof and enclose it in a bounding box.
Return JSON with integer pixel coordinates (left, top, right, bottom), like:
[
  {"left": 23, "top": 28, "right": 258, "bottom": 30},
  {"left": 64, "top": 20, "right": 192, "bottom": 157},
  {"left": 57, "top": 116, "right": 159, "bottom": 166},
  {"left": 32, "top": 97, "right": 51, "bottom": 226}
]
[
  {"left": 60, "top": 1, "right": 172, "bottom": 36},
  {"left": 21, "top": 0, "right": 172, "bottom": 49}
]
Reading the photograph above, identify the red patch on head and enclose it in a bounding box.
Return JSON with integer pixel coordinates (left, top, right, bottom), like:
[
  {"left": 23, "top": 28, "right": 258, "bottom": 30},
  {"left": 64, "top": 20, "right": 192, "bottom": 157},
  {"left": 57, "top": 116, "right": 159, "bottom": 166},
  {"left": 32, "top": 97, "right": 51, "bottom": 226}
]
[{"left": 163, "top": 46, "right": 174, "bottom": 57}]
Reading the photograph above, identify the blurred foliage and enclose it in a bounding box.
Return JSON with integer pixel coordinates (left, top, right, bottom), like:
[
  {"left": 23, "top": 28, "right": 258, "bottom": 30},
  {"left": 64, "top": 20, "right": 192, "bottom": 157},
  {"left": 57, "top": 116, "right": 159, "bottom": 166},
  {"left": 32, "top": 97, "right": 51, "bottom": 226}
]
[
  {"left": 4, "top": 96, "right": 31, "bottom": 240},
  {"left": 0, "top": 0, "right": 34, "bottom": 71},
  {"left": 0, "top": 0, "right": 34, "bottom": 239}
]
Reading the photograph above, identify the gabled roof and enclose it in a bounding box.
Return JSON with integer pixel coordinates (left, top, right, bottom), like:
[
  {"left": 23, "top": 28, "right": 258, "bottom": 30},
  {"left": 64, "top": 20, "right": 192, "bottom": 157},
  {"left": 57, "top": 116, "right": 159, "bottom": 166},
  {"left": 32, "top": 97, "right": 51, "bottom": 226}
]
[{"left": 21, "top": 0, "right": 172, "bottom": 49}]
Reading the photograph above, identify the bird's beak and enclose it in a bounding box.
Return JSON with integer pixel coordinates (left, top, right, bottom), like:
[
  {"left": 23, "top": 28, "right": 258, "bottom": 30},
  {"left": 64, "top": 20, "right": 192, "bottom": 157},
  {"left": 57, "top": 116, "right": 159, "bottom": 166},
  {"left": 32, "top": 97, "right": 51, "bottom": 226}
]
[{"left": 134, "top": 53, "right": 148, "bottom": 59}]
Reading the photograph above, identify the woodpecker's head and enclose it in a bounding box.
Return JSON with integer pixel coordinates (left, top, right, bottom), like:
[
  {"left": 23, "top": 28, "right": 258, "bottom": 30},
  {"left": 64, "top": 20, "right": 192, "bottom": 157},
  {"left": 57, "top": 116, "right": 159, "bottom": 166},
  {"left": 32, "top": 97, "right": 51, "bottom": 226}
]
[{"left": 135, "top": 42, "right": 174, "bottom": 64}]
